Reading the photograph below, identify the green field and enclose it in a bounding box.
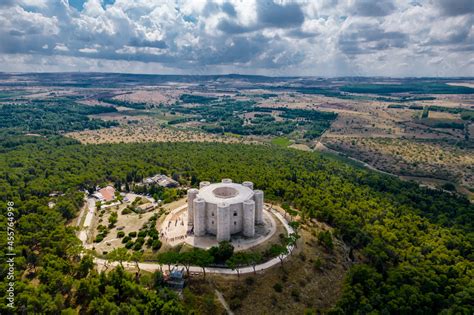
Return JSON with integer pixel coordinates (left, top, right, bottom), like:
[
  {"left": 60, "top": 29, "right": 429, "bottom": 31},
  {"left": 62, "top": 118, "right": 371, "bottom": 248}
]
[
  {"left": 271, "top": 136, "right": 291, "bottom": 147},
  {"left": 0, "top": 90, "right": 30, "bottom": 99}
]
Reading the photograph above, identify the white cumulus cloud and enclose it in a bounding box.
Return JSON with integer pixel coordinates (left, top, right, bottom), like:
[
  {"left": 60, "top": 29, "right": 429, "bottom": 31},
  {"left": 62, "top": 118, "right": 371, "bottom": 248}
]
[{"left": 0, "top": 0, "right": 472, "bottom": 76}]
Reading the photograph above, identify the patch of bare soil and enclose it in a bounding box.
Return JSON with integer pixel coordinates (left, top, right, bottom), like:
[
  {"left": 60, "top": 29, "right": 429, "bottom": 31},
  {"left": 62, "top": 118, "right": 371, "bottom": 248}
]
[{"left": 113, "top": 89, "right": 179, "bottom": 105}]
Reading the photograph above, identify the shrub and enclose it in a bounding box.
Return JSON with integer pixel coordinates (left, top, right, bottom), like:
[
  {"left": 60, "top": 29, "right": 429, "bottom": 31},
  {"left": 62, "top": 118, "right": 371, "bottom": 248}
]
[
  {"left": 146, "top": 238, "right": 153, "bottom": 247},
  {"left": 148, "top": 229, "right": 159, "bottom": 239},
  {"left": 152, "top": 239, "right": 162, "bottom": 250},
  {"left": 125, "top": 241, "right": 134, "bottom": 249},
  {"left": 108, "top": 212, "right": 118, "bottom": 228},
  {"left": 318, "top": 231, "right": 334, "bottom": 251},
  {"left": 229, "top": 298, "right": 242, "bottom": 310},
  {"left": 273, "top": 283, "right": 283, "bottom": 293},
  {"left": 133, "top": 241, "right": 143, "bottom": 251},
  {"left": 122, "top": 236, "right": 131, "bottom": 243},
  {"left": 128, "top": 231, "right": 137, "bottom": 237},
  {"left": 291, "top": 289, "right": 300, "bottom": 301},
  {"left": 94, "top": 234, "right": 104, "bottom": 243},
  {"left": 117, "top": 231, "right": 125, "bottom": 238},
  {"left": 138, "top": 230, "right": 147, "bottom": 238},
  {"left": 314, "top": 258, "right": 323, "bottom": 270},
  {"left": 121, "top": 208, "right": 132, "bottom": 215}
]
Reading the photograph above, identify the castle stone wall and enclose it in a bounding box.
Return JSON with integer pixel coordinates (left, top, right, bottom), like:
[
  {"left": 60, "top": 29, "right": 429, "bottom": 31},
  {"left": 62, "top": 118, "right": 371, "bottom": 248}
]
[
  {"left": 217, "top": 202, "right": 230, "bottom": 241},
  {"left": 188, "top": 179, "right": 263, "bottom": 240}
]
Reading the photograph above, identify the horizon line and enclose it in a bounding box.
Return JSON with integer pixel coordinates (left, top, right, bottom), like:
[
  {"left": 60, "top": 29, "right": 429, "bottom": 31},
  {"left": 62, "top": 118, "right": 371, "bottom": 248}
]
[{"left": 1, "top": 71, "right": 473, "bottom": 80}]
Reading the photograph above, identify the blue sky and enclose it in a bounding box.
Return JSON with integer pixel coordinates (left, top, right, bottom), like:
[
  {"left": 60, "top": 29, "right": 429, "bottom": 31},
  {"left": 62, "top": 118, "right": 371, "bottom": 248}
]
[
  {"left": 0, "top": 0, "right": 473, "bottom": 76},
  {"left": 68, "top": 0, "right": 115, "bottom": 11}
]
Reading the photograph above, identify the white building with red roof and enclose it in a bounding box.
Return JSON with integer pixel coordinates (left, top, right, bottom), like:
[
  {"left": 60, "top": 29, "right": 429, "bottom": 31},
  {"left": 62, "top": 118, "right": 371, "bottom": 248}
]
[{"left": 92, "top": 185, "right": 116, "bottom": 202}]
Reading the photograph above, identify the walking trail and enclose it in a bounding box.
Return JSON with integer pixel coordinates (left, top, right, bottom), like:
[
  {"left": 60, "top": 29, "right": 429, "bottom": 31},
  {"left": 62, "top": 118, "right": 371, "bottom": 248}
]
[{"left": 215, "top": 289, "right": 234, "bottom": 315}]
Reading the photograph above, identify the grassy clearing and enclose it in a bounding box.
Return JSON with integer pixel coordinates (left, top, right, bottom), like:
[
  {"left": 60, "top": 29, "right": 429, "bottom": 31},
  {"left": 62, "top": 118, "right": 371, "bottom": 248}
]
[
  {"left": 271, "top": 137, "right": 291, "bottom": 147},
  {"left": 319, "top": 150, "right": 368, "bottom": 170},
  {"left": 224, "top": 132, "right": 243, "bottom": 138}
]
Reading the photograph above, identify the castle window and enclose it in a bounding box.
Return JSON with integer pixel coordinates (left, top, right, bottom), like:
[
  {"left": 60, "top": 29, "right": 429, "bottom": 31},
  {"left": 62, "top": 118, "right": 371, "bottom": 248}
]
[
  {"left": 234, "top": 221, "right": 237, "bottom": 225},
  {"left": 211, "top": 212, "right": 215, "bottom": 217},
  {"left": 233, "top": 212, "right": 237, "bottom": 216},
  {"left": 212, "top": 221, "right": 214, "bottom": 225}
]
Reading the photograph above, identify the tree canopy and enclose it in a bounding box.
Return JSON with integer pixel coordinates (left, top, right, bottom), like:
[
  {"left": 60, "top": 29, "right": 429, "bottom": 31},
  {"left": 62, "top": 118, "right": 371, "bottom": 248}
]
[{"left": 0, "top": 139, "right": 472, "bottom": 313}]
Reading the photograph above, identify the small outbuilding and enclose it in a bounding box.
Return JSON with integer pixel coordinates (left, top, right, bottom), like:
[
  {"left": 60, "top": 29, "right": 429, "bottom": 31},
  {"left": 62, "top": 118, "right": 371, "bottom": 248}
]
[{"left": 165, "top": 268, "right": 185, "bottom": 290}]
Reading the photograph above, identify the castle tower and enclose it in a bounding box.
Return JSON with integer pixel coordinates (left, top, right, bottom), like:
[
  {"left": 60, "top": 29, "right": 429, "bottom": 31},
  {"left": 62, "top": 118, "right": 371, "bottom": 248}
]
[
  {"left": 242, "top": 181, "right": 254, "bottom": 190},
  {"left": 253, "top": 190, "right": 264, "bottom": 224},
  {"left": 217, "top": 202, "right": 230, "bottom": 241},
  {"left": 199, "top": 181, "right": 210, "bottom": 189},
  {"left": 187, "top": 188, "right": 199, "bottom": 227},
  {"left": 243, "top": 199, "right": 255, "bottom": 237},
  {"left": 193, "top": 197, "right": 206, "bottom": 236},
  {"left": 188, "top": 180, "right": 263, "bottom": 240}
]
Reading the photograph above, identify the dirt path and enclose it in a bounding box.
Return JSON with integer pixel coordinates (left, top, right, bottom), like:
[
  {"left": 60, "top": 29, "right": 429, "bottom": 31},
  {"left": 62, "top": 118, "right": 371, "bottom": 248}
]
[
  {"left": 75, "top": 196, "right": 88, "bottom": 227},
  {"left": 78, "top": 197, "right": 96, "bottom": 244},
  {"left": 215, "top": 289, "right": 234, "bottom": 315},
  {"left": 316, "top": 140, "right": 397, "bottom": 177}
]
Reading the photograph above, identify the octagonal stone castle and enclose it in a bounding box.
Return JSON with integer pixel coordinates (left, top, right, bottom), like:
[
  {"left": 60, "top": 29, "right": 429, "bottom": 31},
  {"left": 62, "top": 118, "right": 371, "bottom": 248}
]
[{"left": 187, "top": 179, "right": 264, "bottom": 241}]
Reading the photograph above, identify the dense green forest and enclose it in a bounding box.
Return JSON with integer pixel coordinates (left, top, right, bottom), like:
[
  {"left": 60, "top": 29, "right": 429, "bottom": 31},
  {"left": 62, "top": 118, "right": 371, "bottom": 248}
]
[
  {"left": 0, "top": 100, "right": 118, "bottom": 135},
  {"left": 179, "top": 94, "right": 217, "bottom": 104},
  {"left": 0, "top": 137, "right": 472, "bottom": 313},
  {"left": 98, "top": 97, "right": 150, "bottom": 109},
  {"left": 340, "top": 82, "right": 474, "bottom": 95},
  {"left": 418, "top": 118, "right": 465, "bottom": 130}
]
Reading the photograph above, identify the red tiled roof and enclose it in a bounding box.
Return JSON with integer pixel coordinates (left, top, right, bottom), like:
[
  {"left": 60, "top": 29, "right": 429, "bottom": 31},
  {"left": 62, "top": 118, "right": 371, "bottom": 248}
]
[{"left": 99, "top": 186, "right": 115, "bottom": 202}]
